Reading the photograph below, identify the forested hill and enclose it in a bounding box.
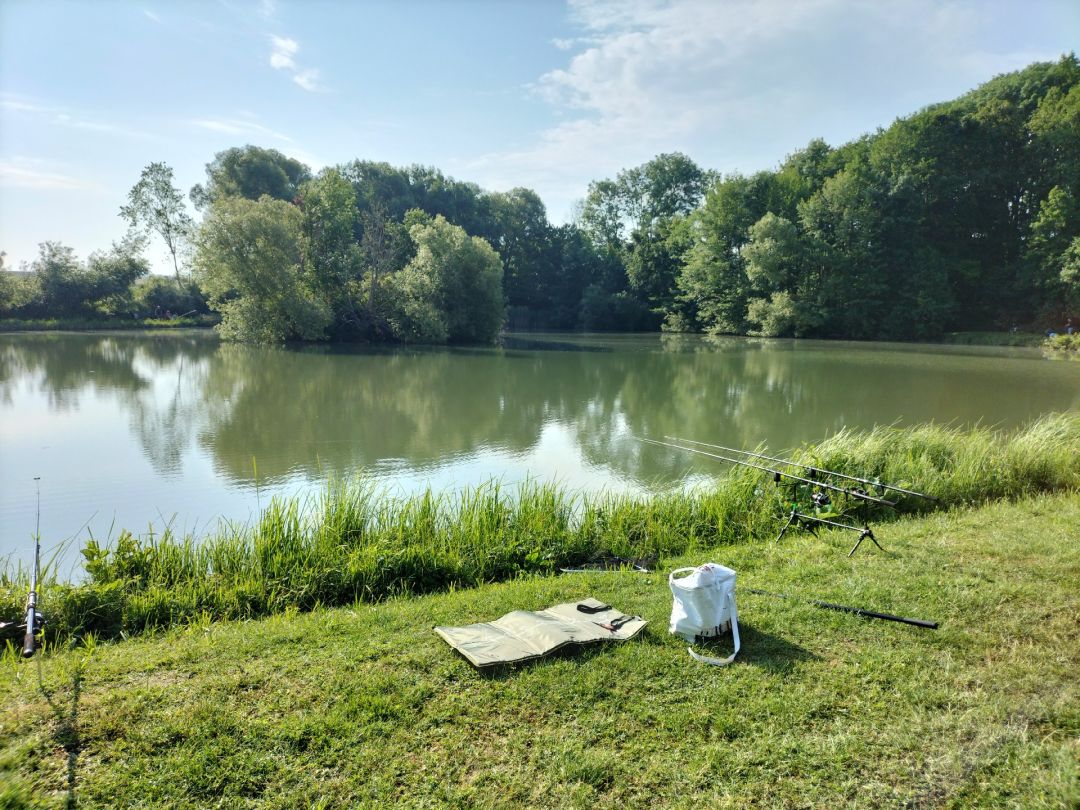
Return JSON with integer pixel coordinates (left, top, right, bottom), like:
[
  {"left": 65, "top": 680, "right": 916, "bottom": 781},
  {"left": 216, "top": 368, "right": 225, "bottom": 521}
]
[
  {"left": 3, "top": 55, "right": 1077, "bottom": 343},
  {"left": 578, "top": 53, "right": 1080, "bottom": 341}
]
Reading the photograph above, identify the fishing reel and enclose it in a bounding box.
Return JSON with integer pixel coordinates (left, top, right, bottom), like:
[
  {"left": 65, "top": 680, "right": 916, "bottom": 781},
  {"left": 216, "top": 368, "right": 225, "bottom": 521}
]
[
  {"left": 0, "top": 612, "right": 45, "bottom": 656},
  {"left": 810, "top": 490, "right": 831, "bottom": 511}
]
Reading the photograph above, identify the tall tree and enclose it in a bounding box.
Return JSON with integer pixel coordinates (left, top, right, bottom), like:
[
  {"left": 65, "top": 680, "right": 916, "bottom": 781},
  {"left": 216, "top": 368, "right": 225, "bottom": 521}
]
[
  {"left": 381, "top": 215, "right": 504, "bottom": 343},
  {"left": 297, "top": 168, "right": 363, "bottom": 333},
  {"left": 121, "top": 162, "right": 194, "bottom": 285},
  {"left": 190, "top": 146, "right": 311, "bottom": 208},
  {"left": 194, "top": 195, "right": 330, "bottom": 342}
]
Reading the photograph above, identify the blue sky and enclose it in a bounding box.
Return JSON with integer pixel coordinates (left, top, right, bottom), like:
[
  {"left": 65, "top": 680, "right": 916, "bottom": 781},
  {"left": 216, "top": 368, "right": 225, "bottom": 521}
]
[{"left": 2, "top": 0, "right": 1078, "bottom": 274}]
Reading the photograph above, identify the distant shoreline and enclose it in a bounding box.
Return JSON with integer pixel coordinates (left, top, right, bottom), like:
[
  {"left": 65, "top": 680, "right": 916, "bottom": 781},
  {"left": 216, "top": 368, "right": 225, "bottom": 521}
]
[
  {"left": 0, "top": 319, "right": 1048, "bottom": 350},
  {"left": 0, "top": 315, "right": 218, "bottom": 333}
]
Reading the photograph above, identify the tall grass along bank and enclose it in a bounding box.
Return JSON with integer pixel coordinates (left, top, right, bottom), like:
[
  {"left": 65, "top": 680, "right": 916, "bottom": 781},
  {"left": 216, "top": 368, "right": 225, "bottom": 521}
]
[{"left": 3, "top": 413, "right": 1078, "bottom": 647}]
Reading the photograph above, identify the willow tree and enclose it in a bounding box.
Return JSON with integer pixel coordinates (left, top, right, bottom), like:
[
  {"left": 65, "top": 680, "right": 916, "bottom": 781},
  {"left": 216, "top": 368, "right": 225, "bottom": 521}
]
[
  {"left": 381, "top": 215, "right": 504, "bottom": 344},
  {"left": 195, "top": 195, "right": 331, "bottom": 343}
]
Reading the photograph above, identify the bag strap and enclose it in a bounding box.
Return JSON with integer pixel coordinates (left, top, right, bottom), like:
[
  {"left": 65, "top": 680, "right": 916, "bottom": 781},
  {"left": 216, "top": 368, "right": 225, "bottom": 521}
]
[
  {"left": 686, "top": 589, "right": 741, "bottom": 666},
  {"left": 668, "top": 567, "right": 699, "bottom": 585}
]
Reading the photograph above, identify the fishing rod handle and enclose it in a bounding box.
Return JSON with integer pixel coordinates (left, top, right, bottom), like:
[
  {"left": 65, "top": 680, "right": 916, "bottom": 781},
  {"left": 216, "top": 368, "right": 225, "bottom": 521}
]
[
  {"left": 22, "top": 608, "right": 36, "bottom": 658},
  {"left": 812, "top": 600, "right": 939, "bottom": 629}
]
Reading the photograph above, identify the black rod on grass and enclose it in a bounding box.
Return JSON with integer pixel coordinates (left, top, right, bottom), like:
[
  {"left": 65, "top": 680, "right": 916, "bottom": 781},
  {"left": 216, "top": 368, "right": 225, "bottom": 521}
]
[{"left": 745, "top": 587, "right": 939, "bottom": 630}]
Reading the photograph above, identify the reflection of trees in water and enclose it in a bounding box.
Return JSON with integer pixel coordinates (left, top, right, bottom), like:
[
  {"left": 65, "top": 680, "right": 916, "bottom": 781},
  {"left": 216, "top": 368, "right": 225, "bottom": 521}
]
[
  {"left": 199, "top": 344, "right": 592, "bottom": 483},
  {"left": 0, "top": 332, "right": 218, "bottom": 476},
  {"left": 6, "top": 332, "right": 1077, "bottom": 492},
  {"left": 126, "top": 349, "right": 214, "bottom": 477},
  {"left": 0, "top": 334, "right": 150, "bottom": 410}
]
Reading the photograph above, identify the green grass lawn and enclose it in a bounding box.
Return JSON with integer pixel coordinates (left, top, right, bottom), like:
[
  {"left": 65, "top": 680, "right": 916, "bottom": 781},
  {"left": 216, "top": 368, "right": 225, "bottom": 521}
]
[{"left": 2, "top": 492, "right": 1078, "bottom": 808}]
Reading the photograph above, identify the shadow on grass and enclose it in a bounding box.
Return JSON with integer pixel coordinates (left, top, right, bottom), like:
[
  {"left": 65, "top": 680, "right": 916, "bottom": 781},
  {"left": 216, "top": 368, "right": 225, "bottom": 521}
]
[
  {"left": 466, "top": 621, "right": 816, "bottom": 679},
  {"left": 694, "top": 622, "right": 818, "bottom": 674},
  {"left": 39, "top": 659, "right": 84, "bottom": 809},
  {"left": 470, "top": 635, "right": 644, "bottom": 680}
]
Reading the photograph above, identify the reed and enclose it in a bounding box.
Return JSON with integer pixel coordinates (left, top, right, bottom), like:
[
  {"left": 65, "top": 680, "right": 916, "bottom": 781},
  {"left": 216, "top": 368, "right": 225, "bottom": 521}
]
[{"left": 2, "top": 412, "right": 1077, "bottom": 647}]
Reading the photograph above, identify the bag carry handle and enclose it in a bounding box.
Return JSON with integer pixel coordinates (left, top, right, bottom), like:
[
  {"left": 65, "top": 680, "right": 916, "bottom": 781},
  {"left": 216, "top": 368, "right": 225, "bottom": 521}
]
[
  {"left": 668, "top": 566, "right": 699, "bottom": 585},
  {"left": 687, "top": 590, "right": 741, "bottom": 666}
]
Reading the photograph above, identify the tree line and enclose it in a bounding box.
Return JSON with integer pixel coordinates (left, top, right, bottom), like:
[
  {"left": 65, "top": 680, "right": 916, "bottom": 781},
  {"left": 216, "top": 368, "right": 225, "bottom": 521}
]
[{"left": 2, "top": 55, "right": 1077, "bottom": 342}]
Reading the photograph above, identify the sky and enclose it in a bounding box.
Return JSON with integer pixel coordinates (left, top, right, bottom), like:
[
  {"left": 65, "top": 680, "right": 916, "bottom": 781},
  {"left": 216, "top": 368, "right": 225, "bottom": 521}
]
[{"left": 1, "top": 0, "right": 1078, "bottom": 274}]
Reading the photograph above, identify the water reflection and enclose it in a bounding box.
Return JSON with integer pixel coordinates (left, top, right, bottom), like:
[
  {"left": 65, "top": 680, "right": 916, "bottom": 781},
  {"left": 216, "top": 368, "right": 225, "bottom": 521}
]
[{"left": 2, "top": 330, "right": 1078, "bottom": 562}]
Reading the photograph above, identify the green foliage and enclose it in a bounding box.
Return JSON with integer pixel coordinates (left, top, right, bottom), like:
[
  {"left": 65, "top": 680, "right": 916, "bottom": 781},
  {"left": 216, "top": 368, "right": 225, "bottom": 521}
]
[
  {"left": 22, "top": 57, "right": 1080, "bottom": 340},
  {"left": 743, "top": 212, "right": 803, "bottom": 290},
  {"left": 131, "top": 275, "right": 208, "bottom": 316},
  {"left": 27, "top": 242, "right": 83, "bottom": 316},
  {"left": 746, "top": 290, "right": 797, "bottom": 337},
  {"left": 297, "top": 168, "right": 365, "bottom": 335},
  {"left": 581, "top": 152, "right": 706, "bottom": 246},
  {"left": 1061, "top": 237, "right": 1080, "bottom": 309},
  {"left": 579, "top": 285, "right": 654, "bottom": 332},
  {"left": 381, "top": 215, "right": 505, "bottom": 343},
  {"left": 581, "top": 153, "right": 708, "bottom": 325},
  {"left": 83, "top": 235, "right": 153, "bottom": 315},
  {"left": 194, "top": 196, "right": 331, "bottom": 342},
  {"left": 661, "top": 54, "right": 1080, "bottom": 339},
  {"left": 190, "top": 145, "right": 311, "bottom": 209},
  {"left": 1043, "top": 331, "right": 1080, "bottom": 353},
  {"left": 487, "top": 188, "right": 557, "bottom": 317},
  {"left": 11, "top": 238, "right": 150, "bottom": 319},
  {"left": 120, "top": 163, "right": 194, "bottom": 284}
]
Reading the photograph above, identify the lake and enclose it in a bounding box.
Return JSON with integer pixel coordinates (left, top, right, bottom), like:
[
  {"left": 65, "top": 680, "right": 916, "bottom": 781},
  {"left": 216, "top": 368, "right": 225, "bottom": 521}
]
[{"left": 2, "top": 330, "right": 1078, "bottom": 574}]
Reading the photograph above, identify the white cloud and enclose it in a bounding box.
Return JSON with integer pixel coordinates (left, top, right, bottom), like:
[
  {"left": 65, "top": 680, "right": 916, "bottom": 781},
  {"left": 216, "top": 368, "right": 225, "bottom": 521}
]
[
  {"left": 143, "top": 8, "right": 161, "bottom": 24},
  {"left": 54, "top": 112, "right": 151, "bottom": 137},
  {"left": 552, "top": 38, "right": 575, "bottom": 50},
  {"left": 259, "top": 0, "right": 277, "bottom": 20},
  {"left": 292, "top": 69, "right": 322, "bottom": 92},
  {"left": 267, "top": 35, "right": 325, "bottom": 92},
  {"left": 190, "top": 117, "right": 294, "bottom": 142},
  {"left": 0, "top": 159, "right": 94, "bottom": 191},
  {"left": 466, "top": 0, "right": 1071, "bottom": 223},
  {"left": 1, "top": 97, "right": 51, "bottom": 114},
  {"left": 3, "top": 94, "right": 154, "bottom": 139},
  {"left": 269, "top": 35, "right": 298, "bottom": 70}
]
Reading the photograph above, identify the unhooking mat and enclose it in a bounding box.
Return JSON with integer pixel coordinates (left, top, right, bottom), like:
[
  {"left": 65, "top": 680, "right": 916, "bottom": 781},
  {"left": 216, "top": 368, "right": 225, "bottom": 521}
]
[{"left": 434, "top": 597, "right": 647, "bottom": 668}]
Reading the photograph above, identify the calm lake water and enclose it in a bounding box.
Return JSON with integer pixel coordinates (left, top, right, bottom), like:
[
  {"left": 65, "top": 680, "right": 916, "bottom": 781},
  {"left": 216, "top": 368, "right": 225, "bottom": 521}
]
[{"left": 2, "top": 330, "right": 1078, "bottom": 574}]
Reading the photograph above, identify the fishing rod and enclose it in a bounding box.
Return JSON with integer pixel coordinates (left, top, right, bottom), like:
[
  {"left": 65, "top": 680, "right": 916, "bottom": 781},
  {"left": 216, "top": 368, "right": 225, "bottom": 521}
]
[
  {"left": 640, "top": 437, "right": 897, "bottom": 508},
  {"left": 23, "top": 477, "right": 44, "bottom": 658},
  {"left": 665, "top": 436, "right": 937, "bottom": 501},
  {"left": 745, "top": 587, "right": 938, "bottom": 629}
]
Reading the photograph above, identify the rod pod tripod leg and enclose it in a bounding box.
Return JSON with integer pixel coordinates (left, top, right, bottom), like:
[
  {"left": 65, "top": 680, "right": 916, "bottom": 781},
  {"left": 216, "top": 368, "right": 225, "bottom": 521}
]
[
  {"left": 847, "top": 527, "right": 884, "bottom": 557},
  {"left": 775, "top": 508, "right": 798, "bottom": 543}
]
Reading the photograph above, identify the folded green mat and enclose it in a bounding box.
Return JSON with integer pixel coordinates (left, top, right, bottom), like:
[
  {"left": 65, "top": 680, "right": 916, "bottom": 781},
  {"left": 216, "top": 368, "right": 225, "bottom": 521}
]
[{"left": 434, "top": 597, "right": 647, "bottom": 668}]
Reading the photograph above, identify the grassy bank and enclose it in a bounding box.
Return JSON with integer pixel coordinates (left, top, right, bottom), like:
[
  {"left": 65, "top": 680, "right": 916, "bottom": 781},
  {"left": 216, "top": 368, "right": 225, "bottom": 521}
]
[
  {"left": 2, "top": 414, "right": 1078, "bottom": 648},
  {"left": 0, "top": 315, "right": 218, "bottom": 332},
  {"left": 1, "top": 491, "right": 1077, "bottom": 807},
  {"left": 939, "top": 330, "right": 1044, "bottom": 347}
]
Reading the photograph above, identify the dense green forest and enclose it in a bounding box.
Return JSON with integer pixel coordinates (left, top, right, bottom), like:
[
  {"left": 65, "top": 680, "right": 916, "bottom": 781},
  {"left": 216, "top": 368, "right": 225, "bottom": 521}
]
[{"left": 2, "top": 55, "right": 1077, "bottom": 343}]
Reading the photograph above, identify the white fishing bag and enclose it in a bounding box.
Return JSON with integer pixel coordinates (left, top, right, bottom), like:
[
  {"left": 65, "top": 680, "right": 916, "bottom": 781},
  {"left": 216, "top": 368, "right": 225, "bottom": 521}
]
[{"left": 669, "top": 563, "right": 741, "bottom": 666}]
